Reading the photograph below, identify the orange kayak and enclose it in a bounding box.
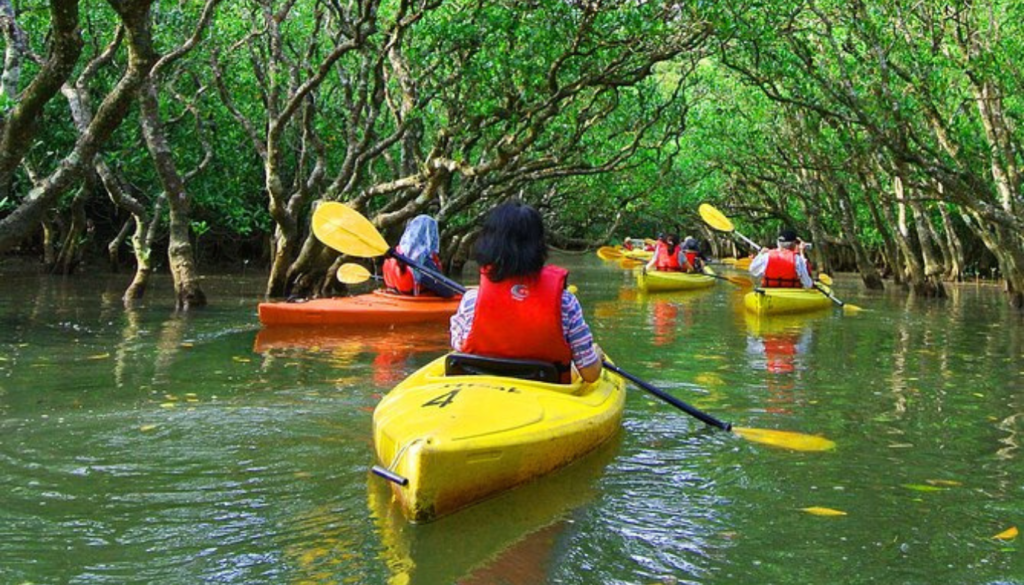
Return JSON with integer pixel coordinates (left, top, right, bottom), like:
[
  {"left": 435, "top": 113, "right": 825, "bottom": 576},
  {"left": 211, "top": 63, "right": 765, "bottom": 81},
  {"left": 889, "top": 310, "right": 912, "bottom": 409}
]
[{"left": 258, "top": 289, "right": 462, "bottom": 326}]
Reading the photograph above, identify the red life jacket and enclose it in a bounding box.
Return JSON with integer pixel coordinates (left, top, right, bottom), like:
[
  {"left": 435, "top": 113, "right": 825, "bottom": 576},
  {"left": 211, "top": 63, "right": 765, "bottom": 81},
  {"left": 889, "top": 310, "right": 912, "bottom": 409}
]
[
  {"left": 382, "top": 245, "right": 442, "bottom": 295},
  {"left": 462, "top": 265, "right": 573, "bottom": 381},
  {"left": 655, "top": 242, "right": 682, "bottom": 272},
  {"left": 762, "top": 249, "right": 801, "bottom": 288},
  {"left": 684, "top": 250, "right": 702, "bottom": 272}
]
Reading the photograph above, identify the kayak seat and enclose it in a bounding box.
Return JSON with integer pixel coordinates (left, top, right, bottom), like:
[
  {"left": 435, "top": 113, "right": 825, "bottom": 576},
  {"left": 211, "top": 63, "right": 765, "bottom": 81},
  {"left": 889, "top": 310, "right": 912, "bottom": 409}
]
[{"left": 445, "top": 352, "right": 562, "bottom": 383}]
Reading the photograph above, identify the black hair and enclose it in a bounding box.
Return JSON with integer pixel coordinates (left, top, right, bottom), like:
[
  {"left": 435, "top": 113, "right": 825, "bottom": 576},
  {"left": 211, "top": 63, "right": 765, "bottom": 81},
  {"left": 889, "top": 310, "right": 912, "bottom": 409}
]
[
  {"left": 666, "top": 233, "right": 680, "bottom": 256},
  {"left": 474, "top": 200, "right": 547, "bottom": 281}
]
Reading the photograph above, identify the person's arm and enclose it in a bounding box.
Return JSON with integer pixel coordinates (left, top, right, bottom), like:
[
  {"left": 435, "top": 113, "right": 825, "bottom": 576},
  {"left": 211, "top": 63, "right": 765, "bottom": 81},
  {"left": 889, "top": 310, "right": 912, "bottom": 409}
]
[
  {"left": 449, "top": 290, "right": 478, "bottom": 351},
  {"left": 748, "top": 251, "right": 769, "bottom": 279},
  {"left": 562, "top": 291, "right": 602, "bottom": 383},
  {"left": 795, "top": 256, "right": 814, "bottom": 288},
  {"left": 645, "top": 248, "right": 658, "bottom": 271}
]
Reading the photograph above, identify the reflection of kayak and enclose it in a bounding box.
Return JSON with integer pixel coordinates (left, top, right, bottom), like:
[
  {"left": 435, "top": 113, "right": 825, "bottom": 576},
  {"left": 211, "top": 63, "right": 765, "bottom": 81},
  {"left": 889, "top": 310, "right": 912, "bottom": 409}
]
[
  {"left": 637, "top": 269, "right": 716, "bottom": 292},
  {"left": 744, "top": 286, "right": 832, "bottom": 315},
  {"left": 257, "top": 289, "right": 461, "bottom": 326},
  {"left": 372, "top": 355, "right": 625, "bottom": 523},
  {"left": 252, "top": 323, "right": 449, "bottom": 353},
  {"left": 369, "top": 436, "right": 618, "bottom": 585}
]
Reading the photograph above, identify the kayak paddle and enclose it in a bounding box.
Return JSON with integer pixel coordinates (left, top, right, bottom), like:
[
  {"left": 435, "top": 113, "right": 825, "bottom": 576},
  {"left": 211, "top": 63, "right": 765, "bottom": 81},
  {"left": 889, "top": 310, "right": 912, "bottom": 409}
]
[
  {"left": 601, "top": 361, "right": 835, "bottom": 452},
  {"left": 698, "top": 203, "right": 763, "bottom": 252},
  {"left": 702, "top": 265, "right": 753, "bottom": 288},
  {"left": 312, "top": 202, "right": 463, "bottom": 298},
  {"left": 815, "top": 274, "right": 864, "bottom": 313},
  {"left": 336, "top": 262, "right": 376, "bottom": 284},
  {"left": 597, "top": 246, "right": 623, "bottom": 261},
  {"left": 315, "top": 201, "right": 835, "bottom": 452}
]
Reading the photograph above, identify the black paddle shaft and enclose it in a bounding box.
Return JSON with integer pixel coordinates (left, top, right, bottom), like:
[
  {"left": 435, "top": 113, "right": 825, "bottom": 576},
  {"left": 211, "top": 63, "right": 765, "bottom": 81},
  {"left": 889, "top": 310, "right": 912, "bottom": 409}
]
[
  {"left": 602, "top": 361, "right": 732, "bottom": 432},
  {"left": 387, "top": 249, "right": 466, "bottom": 298},
  {"left": 813, "top": 283, "right": 845, "bottom": 307}
]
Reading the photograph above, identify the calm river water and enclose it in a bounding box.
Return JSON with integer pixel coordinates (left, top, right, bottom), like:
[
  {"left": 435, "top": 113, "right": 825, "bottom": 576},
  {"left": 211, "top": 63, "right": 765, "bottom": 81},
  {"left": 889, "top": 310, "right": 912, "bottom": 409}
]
[{"left": 1, "top": 254, "right": 1022, "bottom": 584}]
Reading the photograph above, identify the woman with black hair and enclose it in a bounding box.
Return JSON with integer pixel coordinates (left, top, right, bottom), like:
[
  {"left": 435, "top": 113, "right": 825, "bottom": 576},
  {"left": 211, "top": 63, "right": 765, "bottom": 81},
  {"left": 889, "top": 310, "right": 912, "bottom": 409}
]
[
  {"left": 449, "top": 201, "right": 603, "bottom": 383},
  {"left": 644, "top": 233, "right": 693, "bottom": 273}
]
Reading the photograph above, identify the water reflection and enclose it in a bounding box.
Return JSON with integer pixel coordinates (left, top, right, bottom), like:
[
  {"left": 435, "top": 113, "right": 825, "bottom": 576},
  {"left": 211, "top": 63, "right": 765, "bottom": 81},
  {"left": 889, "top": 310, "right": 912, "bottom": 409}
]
[
  {"left": 369, "top": 435, "right": 620, "bottom": 585},
  {"left": 253, "top": 324, "right": 450, "bottom": 385},
  {"left": 636, "top": 289, "right": 713, "bottom": 351}
]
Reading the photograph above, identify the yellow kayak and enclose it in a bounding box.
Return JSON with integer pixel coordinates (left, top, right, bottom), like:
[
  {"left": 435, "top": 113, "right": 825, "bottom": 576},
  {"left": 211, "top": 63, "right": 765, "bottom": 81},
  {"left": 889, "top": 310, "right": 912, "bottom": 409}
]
[
  {"left": 637, "top": 269, "right": 716, "bottom": 292},
  {"left": 372, "top": 354, "right": 626, "bottom": 523},
  {"left": 744, "top": 285, "right": 833, "bottom": 315},
  {"left": 624, "top": 249, "right": 653, "bottom": 261}
]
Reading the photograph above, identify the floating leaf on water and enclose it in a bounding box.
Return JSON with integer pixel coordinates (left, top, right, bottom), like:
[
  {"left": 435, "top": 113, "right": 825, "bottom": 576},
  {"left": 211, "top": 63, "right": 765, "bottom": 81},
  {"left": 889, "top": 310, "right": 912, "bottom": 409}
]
[
  {"left": 801, "top": 506, "right": 847, "bottom": 516},
  {"left": 164, "top": 394, "right": 178, "bottom": 401},
  {"left": 232, "top": 356, "right": 251, "bottom": 363},
  {"left": 926, "top": 479, "right": 962, "bottom": 487},
  {"left": 86, "top": 353, "right": 111, "bottom": 360},
  {"left": 973, "top": 393, "right": 985, "bottom": 398},
  {"left": 695, "top": 373, "right": 724, "bottom": 387},
  {"left": 180, "top": 342, "right": 194, "bottom": 348},
  {"left": 902, "top": 484, "right": 944, "bottom": 492},
  {"left": 993, "top": 526, "right": 1018, "bottom": 541},
  {"left": 139, "top": 424, "right": 158, "bottom": 432},
  {"left": 159, "top": 402, "right": 176, "bottom": 409},
  {"left": 888, "top": 443, "right": 914, "bottom": 449}
]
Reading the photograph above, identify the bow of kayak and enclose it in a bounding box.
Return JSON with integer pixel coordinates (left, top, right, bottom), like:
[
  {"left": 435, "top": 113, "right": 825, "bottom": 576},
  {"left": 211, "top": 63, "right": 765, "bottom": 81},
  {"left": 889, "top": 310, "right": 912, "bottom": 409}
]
[{"left": 372, "top": 355, "right": 626, "bottom": 523}]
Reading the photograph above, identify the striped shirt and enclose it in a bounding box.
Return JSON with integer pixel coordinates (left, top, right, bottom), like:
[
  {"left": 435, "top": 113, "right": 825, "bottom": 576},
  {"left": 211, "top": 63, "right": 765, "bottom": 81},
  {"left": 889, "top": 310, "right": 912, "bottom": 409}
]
[{"left": 449, "top": 288, "right": 600, "bottom": 370}]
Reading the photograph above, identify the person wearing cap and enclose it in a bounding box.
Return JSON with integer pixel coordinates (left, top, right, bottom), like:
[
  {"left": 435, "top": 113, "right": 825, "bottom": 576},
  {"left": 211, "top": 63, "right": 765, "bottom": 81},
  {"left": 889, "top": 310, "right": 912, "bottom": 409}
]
[{"left": 748, "top": 228, "right": 814, "bottom": 288}]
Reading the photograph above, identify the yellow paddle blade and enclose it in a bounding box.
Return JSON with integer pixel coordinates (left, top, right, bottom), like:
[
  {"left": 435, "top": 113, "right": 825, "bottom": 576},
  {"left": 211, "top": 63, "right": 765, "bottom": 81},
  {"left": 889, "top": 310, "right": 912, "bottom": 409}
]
[
  {"left": 817, "top": 273, "right": 834, "bottom": 285},
  {"left": 726, "top": 274, "right": 754, "bottom": 288},
  {"left": 337, "top": 262, "right": 372, "bottom": 284},
  {"left": 312, "top": 201, "right": 390, "bottom": 258},
  {"left": 597, "top": 246, "right": 622, "bottom": 260},
  {"left": 842, "top": 303, "right": 865, "bottom": 314},
  {"left": 733, "top": 427, "right": 836, "bottom": 452},
  {"left": 699, "top": 203, "right": 735, "bottom": 233}
]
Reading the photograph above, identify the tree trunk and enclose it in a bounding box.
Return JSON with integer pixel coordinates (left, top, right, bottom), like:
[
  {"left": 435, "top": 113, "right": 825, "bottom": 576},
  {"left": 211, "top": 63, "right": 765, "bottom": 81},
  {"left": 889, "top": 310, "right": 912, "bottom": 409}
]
[
  {"left": 895, "top": 184, "right": 945, "bottom": 299},
  {"left": 937, "top": 202, "right": 964, "bottom": 282},
  {"left": 836, "top": 184, "right": 883, "bottom": 289},
  {"left": 138, "top": 79, "right": 206, "bottom": 309}
]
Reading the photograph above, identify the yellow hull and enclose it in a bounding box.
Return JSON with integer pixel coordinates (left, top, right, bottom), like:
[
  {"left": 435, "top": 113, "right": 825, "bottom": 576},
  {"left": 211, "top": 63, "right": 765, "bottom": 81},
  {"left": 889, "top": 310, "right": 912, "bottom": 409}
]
[
  {"left": 372, "top": 356, "right": 626, "bottom": 523},
  {"left": 744, "top": 287, "right": 833, "bottom": 315},
  {"left": 637, "top": 269, "right": 716, "bottom": 292},
  {"left": 623, "top": 249, "right": 653, "bottom": 261}
]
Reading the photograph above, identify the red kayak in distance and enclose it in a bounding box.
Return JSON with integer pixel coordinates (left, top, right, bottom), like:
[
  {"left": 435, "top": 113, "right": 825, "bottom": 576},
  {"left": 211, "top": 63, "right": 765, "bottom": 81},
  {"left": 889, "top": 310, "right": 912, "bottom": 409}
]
[{"left": 258, "top": 289, "right": 462, "bottom": 326}]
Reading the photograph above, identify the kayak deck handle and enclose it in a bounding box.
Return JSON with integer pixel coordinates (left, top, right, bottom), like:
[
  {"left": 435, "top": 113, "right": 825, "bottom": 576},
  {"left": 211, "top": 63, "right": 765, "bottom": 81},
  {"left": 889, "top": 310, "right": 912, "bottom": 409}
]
[{"left": 371, "top": 465, "right": 409, "bottom": 486}]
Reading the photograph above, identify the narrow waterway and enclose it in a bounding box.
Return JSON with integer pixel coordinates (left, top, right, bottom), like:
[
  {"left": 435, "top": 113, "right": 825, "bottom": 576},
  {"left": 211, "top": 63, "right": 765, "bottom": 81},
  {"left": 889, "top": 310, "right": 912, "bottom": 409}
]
[{"left": 1, "top": 255, "right": 1021, "bottom": 584}]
